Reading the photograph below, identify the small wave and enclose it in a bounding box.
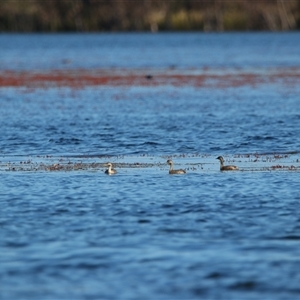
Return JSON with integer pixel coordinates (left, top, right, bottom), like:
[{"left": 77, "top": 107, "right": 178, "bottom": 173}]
[
  {"left": 158, "top": 228, "right": 194, "bottom": 234},
  {"left": 142, "top": 141, "right": 161, "bottom": 146},
  {"left": 5, "top": 241, "right": 28, "bottom": 248},
  {"left": 229, "top": 280, "right": 258, "bottom": 291},
  {"left": 49, "top": 137, "right": 83, "bottom": 145},
  {"left": 277, "top": 235, "right": 300, "bottom": 240}
]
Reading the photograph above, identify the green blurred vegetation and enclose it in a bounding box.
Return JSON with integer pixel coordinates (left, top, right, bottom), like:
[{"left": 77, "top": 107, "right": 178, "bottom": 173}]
[{"left": 0, "top": 0, "right": 299, "bottom": 32}]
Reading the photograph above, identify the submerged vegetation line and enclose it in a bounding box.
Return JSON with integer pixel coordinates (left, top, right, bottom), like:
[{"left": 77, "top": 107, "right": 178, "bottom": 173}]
[
  {"left": 1, "top": 153, "right": 299, "bottom": 173},
  {"left": 1, "top": 69, "right": 300, "bottom": 88}
]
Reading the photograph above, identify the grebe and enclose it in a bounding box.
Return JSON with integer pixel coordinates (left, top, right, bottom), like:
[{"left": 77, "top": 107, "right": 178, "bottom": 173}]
[
  {"left": 167, "top": 159, "right": 186, "bottom": 175},
  {"left": 216, "top": 156, "right": 238, "bottom": 171},
  {"left": 104, "top": 162, "right": 117, "bottom": 175}
]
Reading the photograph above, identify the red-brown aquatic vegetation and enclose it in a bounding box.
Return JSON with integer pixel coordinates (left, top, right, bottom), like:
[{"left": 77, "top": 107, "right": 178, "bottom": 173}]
[
  {"left": 47, "top": 163, "right": 63, "bottom": 171},
  {"left": 271, "top": 165, "right": 283, "bottom": 169},
  {"left": 1, "top": 68, "right": 300, "bottom": 89},
  {"left": 269, "top": 165, "right": 298, "bottom": 171}
]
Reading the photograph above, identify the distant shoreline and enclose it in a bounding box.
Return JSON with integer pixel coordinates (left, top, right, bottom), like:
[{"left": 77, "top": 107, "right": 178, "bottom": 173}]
[{"left": 1, "top": 0, "right": 299, "bottom": 32}]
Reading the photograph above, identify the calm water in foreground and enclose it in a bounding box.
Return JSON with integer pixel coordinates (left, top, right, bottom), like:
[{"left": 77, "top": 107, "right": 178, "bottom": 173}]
[{"left": 0, "top": 33, "right": 300, "bottom": 300}]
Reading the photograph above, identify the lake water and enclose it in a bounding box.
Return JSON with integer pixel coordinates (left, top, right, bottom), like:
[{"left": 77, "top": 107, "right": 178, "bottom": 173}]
[{"left": 0, "top": 33, "right": 300, "bottom": 300}]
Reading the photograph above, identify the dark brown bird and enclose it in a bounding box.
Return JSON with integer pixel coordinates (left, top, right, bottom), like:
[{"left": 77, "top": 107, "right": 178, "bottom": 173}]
[
  {"left": 216, "top": 156, "right": 239, "bottom": 171},
  {"left": 167, "top": 159, "right": 186, "bottom": 175}
]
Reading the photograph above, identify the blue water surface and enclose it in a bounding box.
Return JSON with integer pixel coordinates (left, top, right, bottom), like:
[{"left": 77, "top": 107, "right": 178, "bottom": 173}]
[
  {"left": 0, "top": 33, "right": 300, "bottom": 300},
  {"left": 0, "top": 32, "right": 300, "bottom": 70}
]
